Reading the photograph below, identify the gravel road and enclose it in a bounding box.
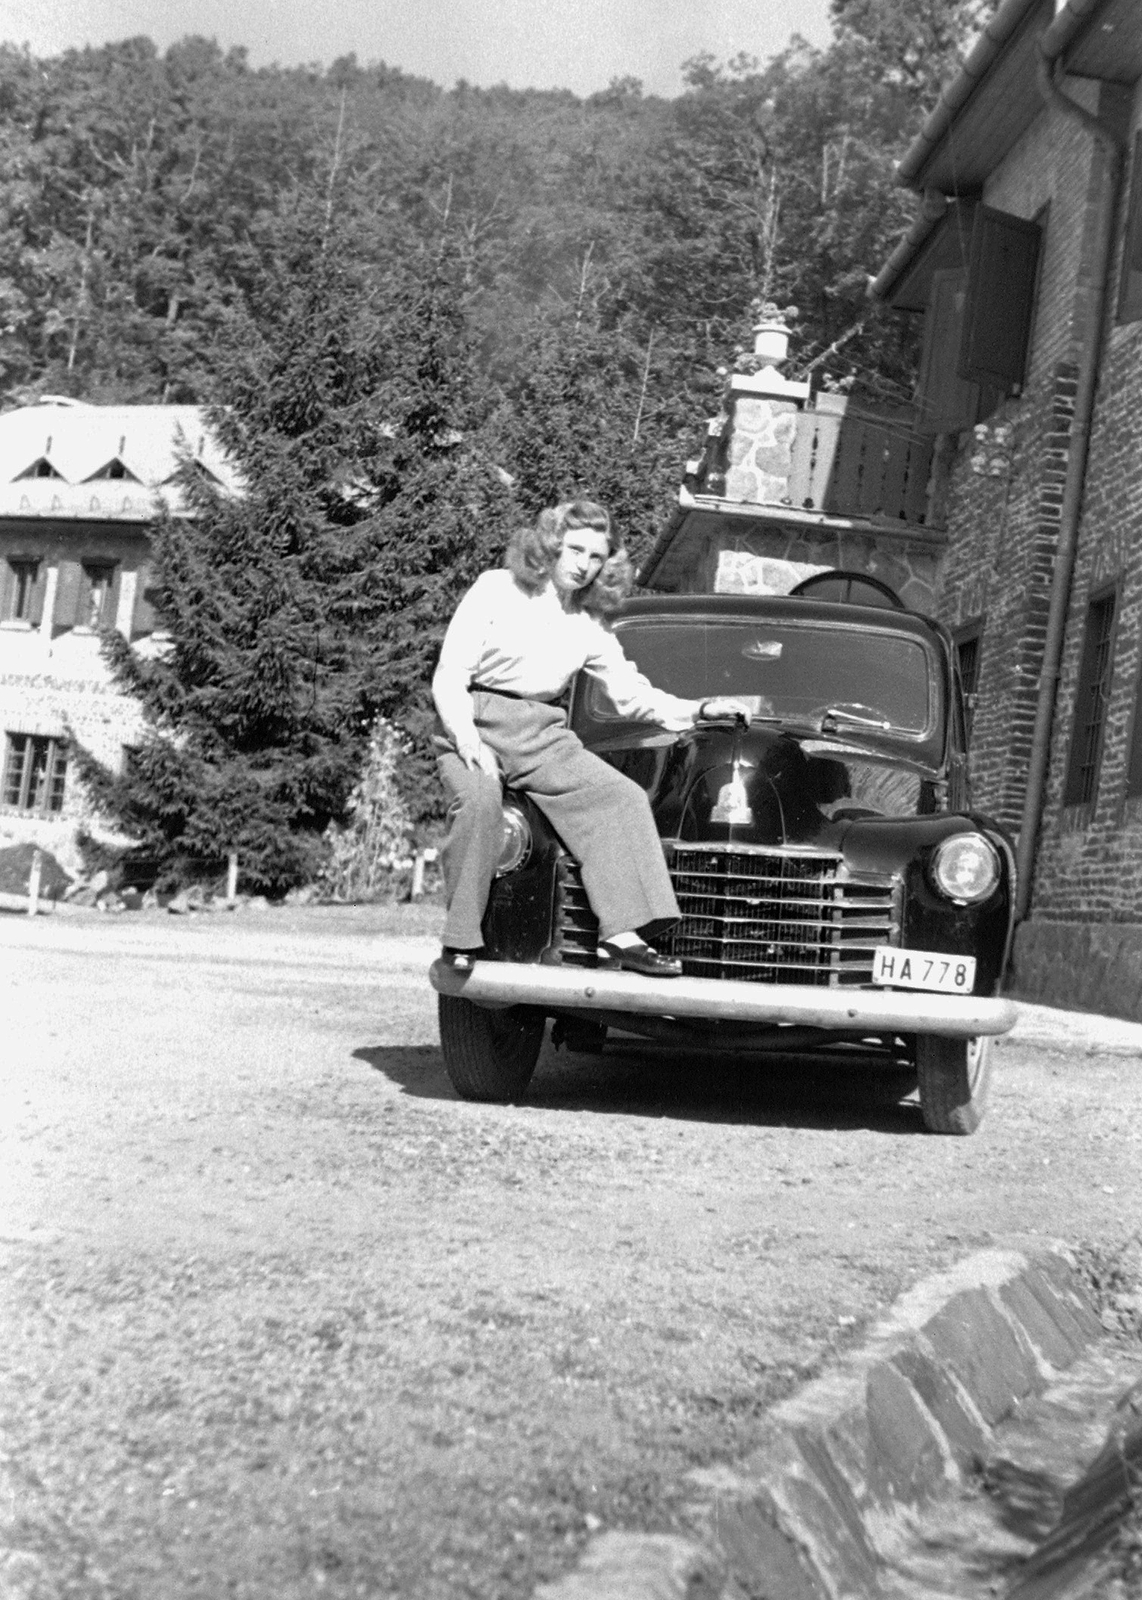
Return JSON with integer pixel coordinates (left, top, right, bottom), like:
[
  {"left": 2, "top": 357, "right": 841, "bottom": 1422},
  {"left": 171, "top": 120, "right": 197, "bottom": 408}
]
[{"left": 2, "top": 903, "right": 1140, "bottom": 1600}]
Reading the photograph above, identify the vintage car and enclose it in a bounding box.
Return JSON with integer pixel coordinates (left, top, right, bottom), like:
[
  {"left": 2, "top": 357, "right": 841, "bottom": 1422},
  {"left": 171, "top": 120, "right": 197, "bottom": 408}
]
[{"left": 429, "top": 574, "right": 1018, "bottom": 1134}]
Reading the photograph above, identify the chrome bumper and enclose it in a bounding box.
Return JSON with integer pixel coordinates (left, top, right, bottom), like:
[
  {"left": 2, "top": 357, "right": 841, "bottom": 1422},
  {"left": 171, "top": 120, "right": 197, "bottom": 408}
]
[{"left": 429, "top": 960, "right": 1018, "bottom": 1038}]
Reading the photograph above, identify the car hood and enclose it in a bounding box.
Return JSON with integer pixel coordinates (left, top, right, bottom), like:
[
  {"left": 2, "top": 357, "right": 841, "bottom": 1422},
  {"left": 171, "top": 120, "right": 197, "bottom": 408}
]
[{"left": 590, "top": 721, "right": 953, "bottom": 856}]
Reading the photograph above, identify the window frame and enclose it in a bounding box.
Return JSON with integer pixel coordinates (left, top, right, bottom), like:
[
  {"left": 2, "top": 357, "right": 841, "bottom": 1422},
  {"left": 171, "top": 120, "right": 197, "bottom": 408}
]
[
  {"left": 3, "top": 557, "right": 41, "bottom": 623},
  {"left": 2, "top": 732, "right": 69, "bottom": 816},
  {"left": 1062, "top": 583, "right": 1120, "bottom": 812},
  {"left": 78, "top": 561, "right": 118, "bottom": 630},
  {"left": 953, "top": 618, "right": 985, "bottom": 742}
]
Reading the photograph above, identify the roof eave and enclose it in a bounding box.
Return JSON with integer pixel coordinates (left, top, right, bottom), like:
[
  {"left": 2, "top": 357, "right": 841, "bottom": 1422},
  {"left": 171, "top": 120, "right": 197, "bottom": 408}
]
[{"left": 895, "top": 0, "right": 1110, "bottom": 193}]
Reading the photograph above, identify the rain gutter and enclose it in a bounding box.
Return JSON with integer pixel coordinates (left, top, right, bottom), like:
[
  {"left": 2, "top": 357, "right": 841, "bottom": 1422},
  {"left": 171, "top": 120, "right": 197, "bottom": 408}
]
[
  {"left": 1013, "top": 41, "right": 1125, "bottom": 920},
  {"left": 896, "top": 0, "right": 1106, "bottom": 192}
]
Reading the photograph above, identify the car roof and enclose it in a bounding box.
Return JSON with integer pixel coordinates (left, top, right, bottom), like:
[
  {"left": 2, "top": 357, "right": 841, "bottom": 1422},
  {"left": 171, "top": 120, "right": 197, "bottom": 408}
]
[{"left": 619, "top": 591, "right": 948, "bottom": 648}]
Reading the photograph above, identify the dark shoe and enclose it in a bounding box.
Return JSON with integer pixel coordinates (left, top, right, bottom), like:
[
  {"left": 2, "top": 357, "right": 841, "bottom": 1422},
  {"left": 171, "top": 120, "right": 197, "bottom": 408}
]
[
  {"left": 441, "top": 946, "right": 486, "bottom": 972},
  {"left": 598, "top": 939, "right": 682, "bottom": 978}
]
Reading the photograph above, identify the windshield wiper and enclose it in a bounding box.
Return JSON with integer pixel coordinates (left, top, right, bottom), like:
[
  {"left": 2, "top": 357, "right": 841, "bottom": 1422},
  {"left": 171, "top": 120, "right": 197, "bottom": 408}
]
[{"left": 820, "top": 704, "right": 892, "bottom": 732}]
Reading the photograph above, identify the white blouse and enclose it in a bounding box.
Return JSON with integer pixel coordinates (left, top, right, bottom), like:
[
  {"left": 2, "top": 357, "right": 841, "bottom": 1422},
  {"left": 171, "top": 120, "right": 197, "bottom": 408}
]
[{"left": 436, "top": 569, "right": 695, "bottom": 731}]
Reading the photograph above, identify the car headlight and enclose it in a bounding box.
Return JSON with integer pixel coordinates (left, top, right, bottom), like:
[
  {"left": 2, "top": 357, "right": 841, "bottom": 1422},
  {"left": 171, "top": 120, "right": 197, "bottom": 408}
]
[
  {"left": 495, "top": 805, "right": 532, "bottom": 876},
  {"left": 930, "top": 833, "right": 1000, "bottom": 904}
]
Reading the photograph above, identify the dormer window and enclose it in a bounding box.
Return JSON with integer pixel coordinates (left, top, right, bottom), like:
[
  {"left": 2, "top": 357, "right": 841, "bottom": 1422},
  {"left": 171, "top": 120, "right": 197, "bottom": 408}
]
[
  {"left": 87, "top": 459, "right": 138, "bottom": 482},
  {"left": 15, "top": 458, "right": 62, "bottom": 480}
]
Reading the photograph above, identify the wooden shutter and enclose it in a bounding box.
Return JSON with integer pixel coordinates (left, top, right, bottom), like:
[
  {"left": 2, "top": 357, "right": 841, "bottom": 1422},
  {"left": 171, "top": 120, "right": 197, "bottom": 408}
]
[
  {"left": 959, "top": 206, "right": 1042, "bottom": 392},
  {"left": 0, "top": 560, "right": 12, "bottom": 619},
  {"left": 1118, "top": 132, "right": 1142, "bottom": 324},
  {"left": 53, "top": 561, "right": 83, "bottom": 628},
  {"left": 132, "top": 568, "right": 158, "bottom": 637},
  {"left": 102, "top": 565, "right": 121, "bottom": 629},
  {"left": 914, "top": 269, "right": 983, "bottom": 436},
  {"left": 28, "top": 563, "right": 46, "bottom": 626}
]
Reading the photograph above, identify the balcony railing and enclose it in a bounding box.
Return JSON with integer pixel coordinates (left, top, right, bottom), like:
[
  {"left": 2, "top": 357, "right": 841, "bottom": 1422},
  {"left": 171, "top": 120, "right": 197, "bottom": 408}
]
[
  {"left": 788, "top": 394, "right": 935, "bottom": 524},
  {"left": 698, "top": 391, "right": 938, "bottom": 528}
]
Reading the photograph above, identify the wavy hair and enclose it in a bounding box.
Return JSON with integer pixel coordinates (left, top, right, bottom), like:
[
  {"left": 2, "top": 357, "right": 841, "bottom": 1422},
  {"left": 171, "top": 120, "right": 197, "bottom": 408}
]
[{"left": 505, "top": 499, "right": 633, "bottom": 617}]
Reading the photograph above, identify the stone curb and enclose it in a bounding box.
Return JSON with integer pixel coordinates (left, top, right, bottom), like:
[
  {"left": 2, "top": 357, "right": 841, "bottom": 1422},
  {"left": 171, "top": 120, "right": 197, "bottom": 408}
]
[{"left": 535, "top": 1247, "right": 1105, "bottom": 1600}]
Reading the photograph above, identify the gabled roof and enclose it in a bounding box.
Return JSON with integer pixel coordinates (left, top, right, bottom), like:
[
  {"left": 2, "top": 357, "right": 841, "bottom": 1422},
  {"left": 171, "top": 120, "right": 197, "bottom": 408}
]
[
  {"left": 0, "top": 398, "right": 240, "bottom": 521},
  {"left": 897, "top": 0, "right": 1139, "bottom": 196},
  {"left": 872, "top": 0, "right": 1141, "bottom": 303}
]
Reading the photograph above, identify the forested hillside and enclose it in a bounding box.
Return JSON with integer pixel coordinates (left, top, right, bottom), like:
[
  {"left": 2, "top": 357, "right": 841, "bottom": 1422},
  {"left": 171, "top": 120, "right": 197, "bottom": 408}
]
[{"left": 4, "top": 1, "right": 991, "bottom": 883}]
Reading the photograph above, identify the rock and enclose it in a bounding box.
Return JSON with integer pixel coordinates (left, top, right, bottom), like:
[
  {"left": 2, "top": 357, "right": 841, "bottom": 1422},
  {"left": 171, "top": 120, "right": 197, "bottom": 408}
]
[
  {"left": 244, "top": 895, "right": 271, "bottom": 912},
  {"left": 88, "top": 869, "right": 110, "bottom": 894},
  {"left": 0, "top": 843, "right": 73, "bottom": 900},
  {"left": 96, "top": 892, "right": 126, "bottom": 914},
  {"left": 68, "top": 887, "right": 99, "bottom": 908},
  {"left": 141, "top": 888, "right": 160, "bottom": 909},
  {"left": 167, "top": 887, "right": 203, "bottom": 915},
  {"left": 119, "top": 887, "right": 144, "bottom": 910}
]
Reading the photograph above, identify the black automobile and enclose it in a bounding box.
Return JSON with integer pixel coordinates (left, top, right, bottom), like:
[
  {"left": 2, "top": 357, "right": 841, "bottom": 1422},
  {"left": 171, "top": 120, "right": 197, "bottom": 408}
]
[{"left": 430, "top": 577, "right": 1017, "bottom": 1134}]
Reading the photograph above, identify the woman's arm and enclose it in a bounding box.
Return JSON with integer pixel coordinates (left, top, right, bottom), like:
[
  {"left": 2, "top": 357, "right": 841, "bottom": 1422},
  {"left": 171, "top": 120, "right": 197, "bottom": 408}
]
[
  {"left": 432, "top": 580, "right": 502, "bottom": 778},
  {"left": 584, "top": 626, "right": 751, "bottom": 731}
]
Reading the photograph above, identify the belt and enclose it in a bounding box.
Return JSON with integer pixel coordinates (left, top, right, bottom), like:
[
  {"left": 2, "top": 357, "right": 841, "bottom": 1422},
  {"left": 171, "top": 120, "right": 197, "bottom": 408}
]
[{"left": 469, "top": 681, "right": 567, "bottom": 707}]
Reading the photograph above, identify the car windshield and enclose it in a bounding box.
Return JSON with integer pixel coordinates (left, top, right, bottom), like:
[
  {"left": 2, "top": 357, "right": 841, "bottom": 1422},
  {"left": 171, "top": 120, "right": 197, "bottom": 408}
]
[{"left": 590, "top": 619, "right": 936, "bottom": 736}]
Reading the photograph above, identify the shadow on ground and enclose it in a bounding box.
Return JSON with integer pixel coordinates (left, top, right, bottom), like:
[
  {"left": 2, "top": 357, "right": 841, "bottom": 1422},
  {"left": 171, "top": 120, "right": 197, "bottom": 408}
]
[{"left": 353, "top": 1036, "right": 925, "bottom": 1135}]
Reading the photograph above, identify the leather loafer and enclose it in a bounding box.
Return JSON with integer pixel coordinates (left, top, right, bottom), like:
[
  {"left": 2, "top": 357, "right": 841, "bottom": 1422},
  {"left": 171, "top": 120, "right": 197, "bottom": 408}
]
[{"left": 599, "top": 940, "right": 683, "bottom": 978}]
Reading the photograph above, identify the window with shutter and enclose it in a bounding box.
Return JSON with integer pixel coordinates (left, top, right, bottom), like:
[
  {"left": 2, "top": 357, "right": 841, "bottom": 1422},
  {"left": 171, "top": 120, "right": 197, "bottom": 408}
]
[
  {"left": 3, "top": 559, "right": 39, "bottom": 622},
  {"left": 1063, "top": 588, "right": 1118, "bottom": 809},
  {"left": 131, "top": 567, "right": 158, "bottom": 637},
  {"left": 79, "top": 562, "right": 118, "bottom": 628},
  {"left": 914, "top": 269, "right": 984, "bottom": 437},
  {"left": 959, "top": 206, "right": 1042, "bottom": 392},
  {"left": 1117, "top": 132, "right": 1142, "bottom": 325}
]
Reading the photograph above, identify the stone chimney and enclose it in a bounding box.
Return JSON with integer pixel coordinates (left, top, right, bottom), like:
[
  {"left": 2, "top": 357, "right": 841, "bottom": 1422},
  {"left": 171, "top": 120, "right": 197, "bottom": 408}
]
[{"left": 688, "top": 302, "right": 811, "bottom": 506}]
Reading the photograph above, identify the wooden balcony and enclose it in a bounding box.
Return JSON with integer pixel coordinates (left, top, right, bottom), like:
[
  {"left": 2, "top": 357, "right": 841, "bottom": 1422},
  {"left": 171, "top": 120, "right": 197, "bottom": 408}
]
[
  {"left": 788, "top": 394, "right": 936, "bottom": 526},
  {"left": 696, "top": 391, "right": 939, "bottom": 530}
]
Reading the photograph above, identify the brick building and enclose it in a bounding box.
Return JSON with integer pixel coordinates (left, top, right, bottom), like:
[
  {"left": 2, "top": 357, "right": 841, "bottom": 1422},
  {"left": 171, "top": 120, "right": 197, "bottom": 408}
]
[
  {"left": 870, "top": 0, "right": 1142, "bottom": 1014},
  {"left": 0, "top": 398, "right": 235, "bottom": 872}
]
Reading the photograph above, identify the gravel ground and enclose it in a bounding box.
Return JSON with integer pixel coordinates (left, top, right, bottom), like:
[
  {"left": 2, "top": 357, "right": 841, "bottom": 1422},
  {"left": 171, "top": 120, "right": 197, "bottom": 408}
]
[{"left": 2, "top": 902, "right": 1140, "bottom": 1600}]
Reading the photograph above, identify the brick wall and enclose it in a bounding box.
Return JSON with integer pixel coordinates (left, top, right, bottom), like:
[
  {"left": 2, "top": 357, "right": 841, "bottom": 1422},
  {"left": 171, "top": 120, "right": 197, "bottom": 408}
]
[
  {"left": 931, "top": 86, "right": 1112, "bottom": 836},
  {"left": 934, "top": 74, "right": 1142, "bottom": 949}
]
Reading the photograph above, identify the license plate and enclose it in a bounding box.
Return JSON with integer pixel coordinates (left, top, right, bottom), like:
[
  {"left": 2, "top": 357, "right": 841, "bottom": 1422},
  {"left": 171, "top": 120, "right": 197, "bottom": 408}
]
[{"left": 871, "top": 947, "right": 976, "bottom": 994}]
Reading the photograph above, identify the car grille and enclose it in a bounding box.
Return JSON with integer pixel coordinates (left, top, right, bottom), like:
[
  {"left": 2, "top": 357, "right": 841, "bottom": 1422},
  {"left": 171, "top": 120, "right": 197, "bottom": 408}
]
[{"left": 552, "top": 845, "right": 899, "bottom": 986}]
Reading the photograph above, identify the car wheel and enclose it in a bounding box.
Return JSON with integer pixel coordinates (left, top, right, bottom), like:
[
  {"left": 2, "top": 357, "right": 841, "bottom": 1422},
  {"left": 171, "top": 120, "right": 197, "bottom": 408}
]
[
  {"left": 916, "top": 1034, "right": 992, "bottom": 1135},
  {"left": 437, "top": 994, "right": 546, "bottom": 1102}
]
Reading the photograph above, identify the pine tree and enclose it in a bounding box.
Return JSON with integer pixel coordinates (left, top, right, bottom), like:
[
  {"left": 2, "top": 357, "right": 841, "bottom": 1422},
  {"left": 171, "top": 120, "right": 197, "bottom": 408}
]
[{"left": 77, "top": 198, "right": 401, "bottom": 891}]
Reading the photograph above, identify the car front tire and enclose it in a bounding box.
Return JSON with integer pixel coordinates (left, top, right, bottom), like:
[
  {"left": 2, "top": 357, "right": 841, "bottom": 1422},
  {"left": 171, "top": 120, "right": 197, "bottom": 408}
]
[
  {"left": 916, "top": 1034, "right": 993, "bottom": 1135},
  {"left": 437, "top": 994, "right": 546, "bottom": 1102}
]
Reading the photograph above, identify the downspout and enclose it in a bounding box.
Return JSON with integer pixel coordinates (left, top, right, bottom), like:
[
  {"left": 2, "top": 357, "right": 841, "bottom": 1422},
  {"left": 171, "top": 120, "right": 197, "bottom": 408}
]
[{"left": 1013, "top": 47, "right": 1125, "bottom": 921}]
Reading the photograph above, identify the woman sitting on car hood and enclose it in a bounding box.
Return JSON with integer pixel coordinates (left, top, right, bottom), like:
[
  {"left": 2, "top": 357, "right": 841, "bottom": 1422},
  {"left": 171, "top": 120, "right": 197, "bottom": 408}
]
[{"left": 431, "top": 498, "right": 750, "bottom": 977}]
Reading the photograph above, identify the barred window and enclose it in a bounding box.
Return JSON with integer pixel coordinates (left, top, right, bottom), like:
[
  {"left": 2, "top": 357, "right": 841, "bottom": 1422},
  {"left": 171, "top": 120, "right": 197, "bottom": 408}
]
[
  {"left": 1063, "top": 590, "right": 1117, "bottom": 809},
  {"left": 2, "top": 733, "right": 68, "bottom": 815}
]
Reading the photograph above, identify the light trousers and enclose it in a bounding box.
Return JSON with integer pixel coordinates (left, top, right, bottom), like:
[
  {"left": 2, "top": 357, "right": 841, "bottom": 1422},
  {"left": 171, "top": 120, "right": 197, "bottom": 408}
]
[{"left": 436, "top": 690, "right": 680, "bottom": 949}]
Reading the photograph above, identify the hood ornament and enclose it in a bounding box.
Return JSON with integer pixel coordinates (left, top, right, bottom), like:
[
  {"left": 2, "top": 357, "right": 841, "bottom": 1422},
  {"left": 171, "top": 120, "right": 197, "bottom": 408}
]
[{"left": 712, "top": 763, "right": 754, "bottom": 826}]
